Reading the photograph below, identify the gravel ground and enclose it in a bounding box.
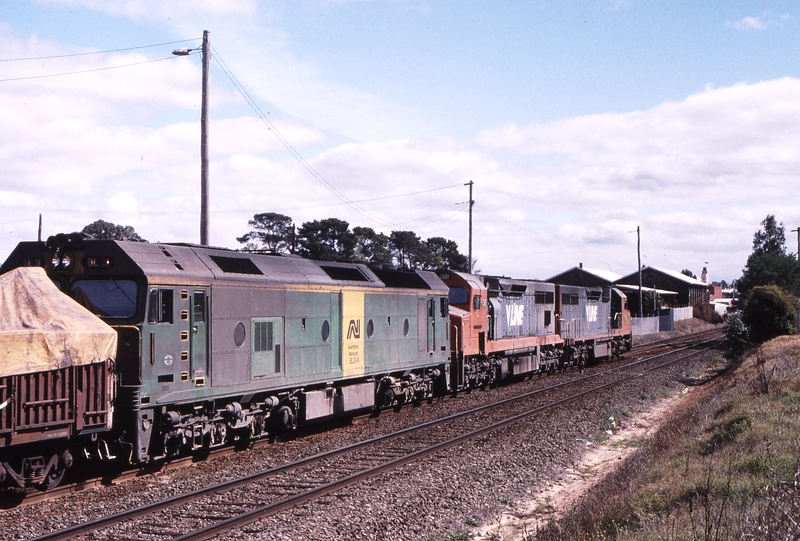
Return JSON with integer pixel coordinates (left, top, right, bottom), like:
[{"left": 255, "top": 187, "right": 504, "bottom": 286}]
[{"left": 0, "top": 320, "right": 722, "bottom": 541}]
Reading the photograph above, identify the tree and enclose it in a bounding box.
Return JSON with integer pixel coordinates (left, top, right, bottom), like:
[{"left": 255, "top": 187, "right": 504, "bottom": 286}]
[
  {"left": 752, "top": 214, "right": 786, "bottom": 256},
  {"left": 297, "top": 218, "right": 356, "bottom": 262},
  {"left": 741, "top": 285, "right": 797, "bottom": 343},
  {"left": 82, "top": 220, "right": 145, "bottom": 242},
  {"left": 426, "top": 237, "right": 469, "bottom": 271},
  {"left": 389, "top": 231, "right": 427, "bottom": 269},
  {"left": 237, "top": 212, "right": 293, "bottom": 253},
  {"left": 738, "top": 215, "right": 800, "bottom": 300},
  {"left": 352, "top": 227, "right": 392, "bottom": 264},
  {"left": 680, "top": 269, "right": 696, "bottom": 279}
]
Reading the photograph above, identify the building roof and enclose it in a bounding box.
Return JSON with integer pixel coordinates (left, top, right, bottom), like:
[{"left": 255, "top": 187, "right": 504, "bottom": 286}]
[
  {"left": 547, "top": 266, "right": 621, "bottom": 285},
  {"left": 618, "top": 265, "right": 709, "bottom": 288}
]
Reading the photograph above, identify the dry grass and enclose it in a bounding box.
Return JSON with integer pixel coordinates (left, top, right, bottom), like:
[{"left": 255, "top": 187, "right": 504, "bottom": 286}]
[{"left": 535, "top": 336, "right": 800, "bottom": 541}]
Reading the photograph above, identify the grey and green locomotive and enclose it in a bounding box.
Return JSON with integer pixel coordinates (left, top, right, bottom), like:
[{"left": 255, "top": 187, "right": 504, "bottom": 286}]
[{"left": 0, "top": 234, "right": 450, "bottom": 485}]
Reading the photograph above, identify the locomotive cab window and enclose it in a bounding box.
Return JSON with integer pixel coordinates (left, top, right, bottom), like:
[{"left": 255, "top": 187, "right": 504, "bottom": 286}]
[
  {"left": 193, "top": 291, "right": 205, "bottom": 322},
  {"left": 440, "top": 297, "right": 449, "bottom": 318},
  {"left": 72, "top": 279, "right": 138, "bottom": 319},
  {"left": 448, "top": 286, "right": 468, "bottom": 305},
  {"left": 148, "top": 288, "right": 174, "bottom": 324}
]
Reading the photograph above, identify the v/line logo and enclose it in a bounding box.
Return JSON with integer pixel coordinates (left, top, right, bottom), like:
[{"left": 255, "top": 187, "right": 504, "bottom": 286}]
[
  {"left": 506, "top": 304, "right": 524, "bottom": 327},
  {"left": 347, "top": 319, "right": 361, "bottom": 339}
]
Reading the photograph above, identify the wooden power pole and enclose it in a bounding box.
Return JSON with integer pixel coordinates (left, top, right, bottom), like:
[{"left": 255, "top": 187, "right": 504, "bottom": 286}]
[{"left": 466, "top": 181, "right": 474, "bottom": 273}]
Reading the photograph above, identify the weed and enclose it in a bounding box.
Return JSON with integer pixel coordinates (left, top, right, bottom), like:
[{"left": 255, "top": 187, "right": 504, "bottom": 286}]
[
  {"left": 498, "top": 496, "right": 515, "bottom": 507},
  {"left": 463, "top": 516, "right": 479, "bottom": 527},
  {"left": 448, "top": 531, "right": 470, "bottom": 541}
]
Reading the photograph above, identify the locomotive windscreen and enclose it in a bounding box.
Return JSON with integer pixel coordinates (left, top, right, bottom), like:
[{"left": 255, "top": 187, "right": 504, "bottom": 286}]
[{"left": 71, "top": 279, "right": 138, "bottom": 318}]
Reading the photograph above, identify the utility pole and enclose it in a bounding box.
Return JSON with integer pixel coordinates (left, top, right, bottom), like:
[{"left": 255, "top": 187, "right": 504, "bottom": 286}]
[
  {"left": 792, "top": 228, "right": 800, "bottom": 261},
  {"left": 200, "top": 30, "right": 210, "bottom": 246},
  {"left": 172, "top": 30, "right": 210, "bottom": 246},
  {"left": 466, "top": 181, "right": 474, "bottom": 273},
  {"left": 637, "top": 226, "right": 643, "bottom": 317}
]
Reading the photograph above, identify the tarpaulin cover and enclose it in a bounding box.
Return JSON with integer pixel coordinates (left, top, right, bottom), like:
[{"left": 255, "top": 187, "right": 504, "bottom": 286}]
[{"left": 0, "top": 267, "right": 117, "bottom": 377}]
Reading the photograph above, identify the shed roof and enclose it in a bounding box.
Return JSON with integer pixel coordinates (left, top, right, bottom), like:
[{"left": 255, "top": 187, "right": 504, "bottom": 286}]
[
  {"left": 618, "top": 266, "right": 709, "bottom": 288},
  {"left": 547, "top": 266, "right": 621, "bottom": 285}
]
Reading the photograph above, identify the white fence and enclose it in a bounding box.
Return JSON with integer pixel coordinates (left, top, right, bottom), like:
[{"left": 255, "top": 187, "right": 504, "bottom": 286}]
[
  {"left": 631, "top": 316, "right": 659, "bottom": 336},
  {"left": 632, "top": 307, "right": 694, "bottom": 336}
]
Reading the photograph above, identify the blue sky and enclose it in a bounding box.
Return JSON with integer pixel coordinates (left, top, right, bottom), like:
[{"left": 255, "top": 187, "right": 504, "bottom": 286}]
[{"left": 2, "top": 0, "right": 800, "bottom": 282}]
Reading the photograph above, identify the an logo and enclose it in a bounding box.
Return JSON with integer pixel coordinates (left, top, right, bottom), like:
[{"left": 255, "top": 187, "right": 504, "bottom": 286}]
[
  {"left": 506, "top": 304, "right": 524, "bottom": 327},
  {"left": 586, "top": 305, "right": 598, "bottom": 322},
  {"left": 347, "top": 319, "right": 361, "bottom": 339}
]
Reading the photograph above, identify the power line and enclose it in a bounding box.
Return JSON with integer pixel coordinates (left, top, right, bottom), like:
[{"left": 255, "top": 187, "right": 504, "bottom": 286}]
[
  {"left": 0, "top": 184, "right": 465, "bottom": 217},
  {"left": 0, "top": 39, "right": 199, "bottom": 62},
  {"left": 0, "top": 56, "right": 177, "bottom": 83},
  {"left": 210, "top": 45, "right": 431, "bottom": 230}
]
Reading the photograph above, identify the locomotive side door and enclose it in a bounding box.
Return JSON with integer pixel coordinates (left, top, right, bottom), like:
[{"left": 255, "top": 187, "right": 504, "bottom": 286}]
[
  {"left": 418, "top": 297, "right": 435, "bottom": 355},
  {"left": 190, "top": 289, "right": 209, "bottom": 386}
]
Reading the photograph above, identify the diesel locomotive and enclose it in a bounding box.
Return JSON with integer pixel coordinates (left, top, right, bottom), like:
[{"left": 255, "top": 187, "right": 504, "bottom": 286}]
[{"left": 0, "top": 234, "right": 630, "bottom": 490}]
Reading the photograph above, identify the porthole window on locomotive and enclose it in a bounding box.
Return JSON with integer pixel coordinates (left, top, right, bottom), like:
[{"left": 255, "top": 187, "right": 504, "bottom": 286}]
[
  {"left": 233, "top": 322, "right": 246, "bottom": 348},
  {"left": 321, "top": 320, "right": 331, "bottom": 342},
  {"left": 366, "top": 319, "right": 374, "bottom": 339},
  {"left": 403, "top": 318, "right": 410, "bottom": 337}
]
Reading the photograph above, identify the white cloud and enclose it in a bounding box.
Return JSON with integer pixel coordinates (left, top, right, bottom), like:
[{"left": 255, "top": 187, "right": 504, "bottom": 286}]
[
  {"left": 470, "top": 78, "right": 800, "bottom": 278},
  {"left": 727, "top": 16, "right": 767, "bottom": 31},
  {"left": 726, "top": 12, "right": 792, "bottom": 31}
]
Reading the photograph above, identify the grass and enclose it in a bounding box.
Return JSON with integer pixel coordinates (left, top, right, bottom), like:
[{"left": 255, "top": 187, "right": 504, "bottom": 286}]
[{"left": 535, "top": 335, "right": 800, "bottom": 541}]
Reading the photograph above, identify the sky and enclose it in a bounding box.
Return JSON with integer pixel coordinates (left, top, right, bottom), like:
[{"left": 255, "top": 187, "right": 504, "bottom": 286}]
[{"left": 2, "top": 0, "right": 800, "bottom": 284}]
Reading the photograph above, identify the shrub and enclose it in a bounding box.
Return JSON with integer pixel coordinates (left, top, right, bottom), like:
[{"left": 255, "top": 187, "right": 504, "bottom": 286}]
[
  {"left": 724, "top": 311, "right": 749, "bottom": 354},
  {"left": 741, "top": 285, "right": 797, "bottom": 343}
]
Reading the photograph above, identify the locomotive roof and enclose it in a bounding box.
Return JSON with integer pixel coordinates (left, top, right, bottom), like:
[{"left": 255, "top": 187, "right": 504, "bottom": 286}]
[
  {"left": 127, "top": 242, "right": 446, "bottom": 291},
  {"left": 1, "top": 239, "right": 447, "bottom": 292}
]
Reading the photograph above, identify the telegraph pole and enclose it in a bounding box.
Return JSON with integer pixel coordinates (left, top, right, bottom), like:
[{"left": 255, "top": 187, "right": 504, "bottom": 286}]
[
  {"left": 792, "top": 227, "right": 800, "bottom": 261},
  {"left": 172, "top": 30, "right": 211, "bottom": 246},
  {"left": 199, "top": 30, "right": 210, "bottom": 246},
  {"left": 637, "top": 226, "right": 643, "bottom": 317},
  {"left": 466, "top": 181, "right": 474, "bottom": 273}
]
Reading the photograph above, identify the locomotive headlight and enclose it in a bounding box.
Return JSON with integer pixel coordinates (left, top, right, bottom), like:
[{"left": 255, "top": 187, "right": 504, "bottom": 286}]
[
  {"left": 51, "top": 255, "right": 61, "bottom": 268},
  {"left": 60, "top": 254, "right": 73, "bottom": 268}
]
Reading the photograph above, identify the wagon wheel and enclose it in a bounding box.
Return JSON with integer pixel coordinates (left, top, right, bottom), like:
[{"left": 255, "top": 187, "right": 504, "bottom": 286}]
[
  {"left": 39, "top": 450, "right": 72, "bottom": 491},
  {"left": 41, "top": 463, "right": 66, "bottom": 490}
]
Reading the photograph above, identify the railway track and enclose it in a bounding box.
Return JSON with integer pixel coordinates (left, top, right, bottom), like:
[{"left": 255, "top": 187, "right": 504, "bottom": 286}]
[
  {"left": 28, "top": 330, "right": 723, "bottom": 541},
  {"left": 2, "top": 328, "right": 720, "bottom": 510},
  {"left": 630, "top": 327, "right": 722, "bottom": 357}
]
